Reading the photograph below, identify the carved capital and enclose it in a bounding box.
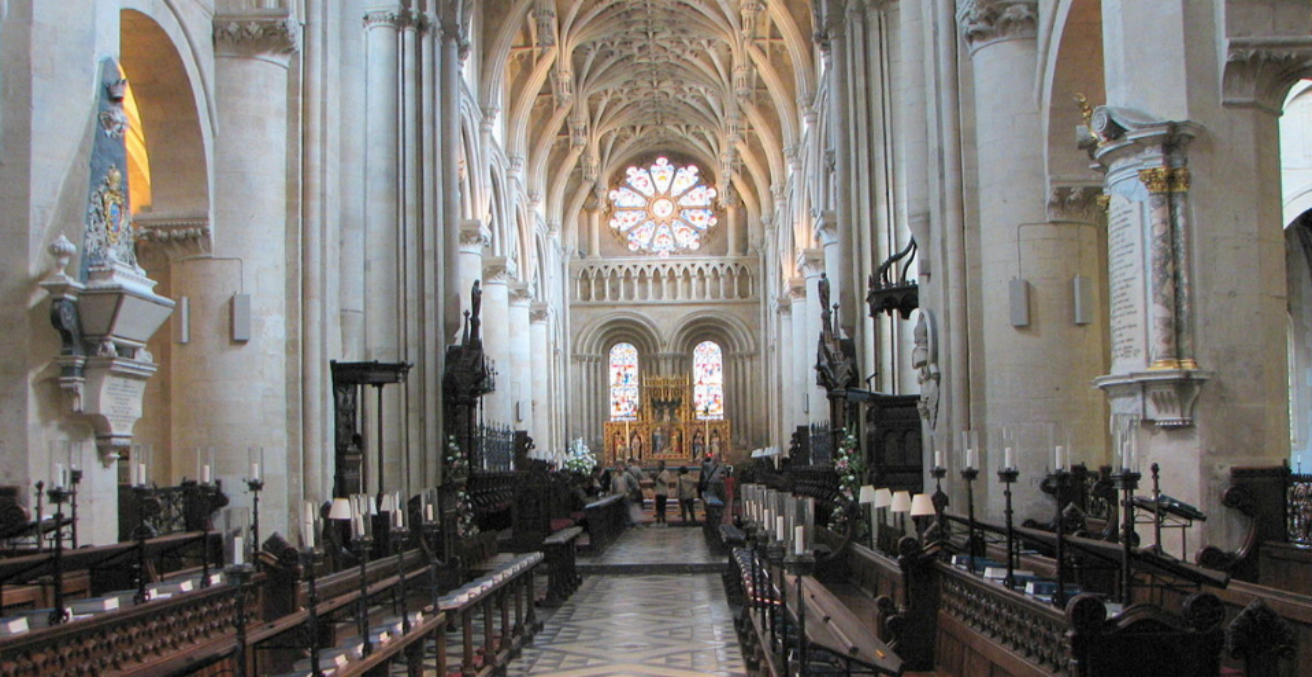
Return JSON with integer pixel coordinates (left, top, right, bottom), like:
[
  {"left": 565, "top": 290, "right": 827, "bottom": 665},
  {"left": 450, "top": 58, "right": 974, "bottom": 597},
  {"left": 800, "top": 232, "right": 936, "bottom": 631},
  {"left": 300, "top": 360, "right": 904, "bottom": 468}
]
[
  {"left": 509, "top": 281, "right": 532, "bottom": 305},
  {"left": 134, "top": 213, "right": 213, "bottom": 260},
  {"left": 796, "top": 247, "right": 826, "bottom": 278},
  {"left": 214, "top": 12, "right": 301, "bottom": 60},
  {"left": 483, "top": 256, "right": 516, "bottom": 284},
  {"left": 1138, "top": 167, "right": 1190, "bottom": 194},
  {"left": 776, "top": 294, "right": 793, "bottom": 315},
  {"left": 459, "top": 219, "right": 491, "bottom": 252},
  {"left": 788, "top": 277, "right": 807, "bottom": 301},
  {"left": 1091, "top": 106, "right": 1203, "bottom": 171},
  {"left": 530, "top": 302, "right": 550, "bottom": 323},
  {"left": 1224, "top": 37, "right": 1312, "bottom": 115},
  {"left": 957, "top": 0, "right": 1037, "bottom": 54}
]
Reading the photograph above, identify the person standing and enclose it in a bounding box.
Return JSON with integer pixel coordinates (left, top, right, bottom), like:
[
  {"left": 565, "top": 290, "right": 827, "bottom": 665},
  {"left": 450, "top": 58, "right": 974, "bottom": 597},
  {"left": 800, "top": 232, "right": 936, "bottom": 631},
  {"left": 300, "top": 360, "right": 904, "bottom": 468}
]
[
  {"left": 677, "top": 466, "right": 699, "bottom": 524},
  {"left": 653, "top": 461, "right": 671, "bottom": 526}
]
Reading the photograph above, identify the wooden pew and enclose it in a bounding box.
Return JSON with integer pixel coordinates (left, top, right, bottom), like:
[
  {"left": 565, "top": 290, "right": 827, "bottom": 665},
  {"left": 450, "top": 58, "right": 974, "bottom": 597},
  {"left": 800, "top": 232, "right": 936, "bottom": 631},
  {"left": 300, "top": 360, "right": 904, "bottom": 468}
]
[
  {"left": 541, "top": 526, "right": 582, "bottom": 607},
  {"left": 439, "top": 552, "right": 542, "bottom": 677},
  {"left": 582, "top": 495, "right": 625, "bottom": 555}
]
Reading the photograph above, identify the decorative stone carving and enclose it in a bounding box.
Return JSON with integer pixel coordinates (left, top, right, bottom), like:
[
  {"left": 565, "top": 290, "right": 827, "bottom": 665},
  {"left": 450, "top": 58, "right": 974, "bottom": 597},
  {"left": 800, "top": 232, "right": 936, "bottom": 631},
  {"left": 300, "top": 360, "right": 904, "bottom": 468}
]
[
  {"left": 533, "top": 3, "right": 556, "bottom": 47},
  {"left": 788, "top": 277, "right": 807, "bottom": 301},
  {"left": 530, "top": 302, "right": 550, "bottom": 324},
  {"left": 1094, "top": 368, "right": 1210, "bottom": 428},
  {"left": 1046, "top": 184, "right": 1104, "bottom": 223},
  {"left": 957, "top": 0, "right": 1038, "bottom": 53},
  {"left": 1223, "top": 37, "right": 1312, "bottom": 114},
  {"left": 913, "top": 311, "right": 941, "bottom": 433},
  {"left": 459, "top": 219, "right": 491, "bottom": 252},
  {"left": 509, "top": 281, "right": 532, "bottom": 305},
  {"left": 214, "top": 12, "right": 301, "bottom": 58},
  {"left": 796, "top": 247, "right": 825, "bottom": 278},
  {"left": 134, "top": 213, "right": 212, "bottom": 259},
  {"left": 483, "top": 256, "right": 517, "bottom": 284}
]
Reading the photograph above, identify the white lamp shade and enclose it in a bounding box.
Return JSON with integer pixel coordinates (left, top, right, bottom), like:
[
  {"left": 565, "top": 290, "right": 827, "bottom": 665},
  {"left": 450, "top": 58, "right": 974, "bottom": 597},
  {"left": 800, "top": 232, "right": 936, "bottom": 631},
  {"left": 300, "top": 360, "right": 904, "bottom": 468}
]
[
  {"left": 910, "top": 493, "right": 936, "bottom": 517},
  {"left": 328, "top": 498, "right": 353, "bottom": 520},
  {"left": 890, "top": 491, "right": 912, "bottom": 513},
  {"left": 873, "top": 488, "right": 893, "bottom": 509},
  {"left": 858, "top": 485, "right": 877, "bottom": 504},
  {"left": 380, "top": 493, "right": 396, "bottom": 512}
]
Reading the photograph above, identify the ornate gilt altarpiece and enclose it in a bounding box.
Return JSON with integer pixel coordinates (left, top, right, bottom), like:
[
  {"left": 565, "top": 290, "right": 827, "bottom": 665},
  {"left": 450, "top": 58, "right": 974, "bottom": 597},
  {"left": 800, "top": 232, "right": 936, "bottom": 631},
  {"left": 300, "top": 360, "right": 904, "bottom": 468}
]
[{"left": 603, "top": 376, "right": 731, "bottom": 466}]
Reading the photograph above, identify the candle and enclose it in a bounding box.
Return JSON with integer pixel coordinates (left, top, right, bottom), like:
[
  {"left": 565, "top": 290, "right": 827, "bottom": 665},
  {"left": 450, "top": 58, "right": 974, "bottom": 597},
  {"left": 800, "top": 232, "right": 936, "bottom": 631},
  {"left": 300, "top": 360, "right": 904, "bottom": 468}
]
[
  {"left": 934, "top": 451, "right": 943, "bottom": 468},
  {"left": 966, "top": 447, "right": 976, "bottom": 470},
  {"left": 1003, "top": 447, "right": 1014, "bottom": 470},
  {"left": 55, "top": 462, "right": 65, "bottom": 488},
  {"left": 250, "top": 462, "right": 260, "bottom": 481},
  {"left": 795, "top": 526, "right": 806, "bottom": 555},
  {"left": 776, "top": 515, "right": 785, "bottom": 542},
  {"left": 354, "top": 514, "right": 365, "bottom": 538},
  {"left": 1054, "top": 445, "right": 1065, "bottom": 470},
  {"left": 425, "top": 504, "right": 435, "bottom": 522},
  {"left": 202, "top": 464, "right": 212, "bottom": 484},
  {"left": 137, "top": 462, "right": 147, "bottom": 487},
  {"left": 233, "top": 536, "right": 244, "bottom": 566}
]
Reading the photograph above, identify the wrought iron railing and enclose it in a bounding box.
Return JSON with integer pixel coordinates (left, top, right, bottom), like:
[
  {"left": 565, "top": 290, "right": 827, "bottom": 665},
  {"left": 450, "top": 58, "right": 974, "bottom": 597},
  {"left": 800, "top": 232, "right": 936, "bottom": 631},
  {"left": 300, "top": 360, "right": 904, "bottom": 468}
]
[{"left": 475, "top": 422, "right": 515, "bottom": 472}]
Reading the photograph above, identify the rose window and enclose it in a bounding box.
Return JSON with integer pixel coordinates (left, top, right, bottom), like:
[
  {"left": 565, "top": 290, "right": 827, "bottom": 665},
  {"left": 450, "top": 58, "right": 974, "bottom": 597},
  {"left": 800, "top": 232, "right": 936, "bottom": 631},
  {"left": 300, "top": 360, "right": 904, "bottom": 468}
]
[{"left": 607, "top": 157, "right": 718, "bottom": 257}]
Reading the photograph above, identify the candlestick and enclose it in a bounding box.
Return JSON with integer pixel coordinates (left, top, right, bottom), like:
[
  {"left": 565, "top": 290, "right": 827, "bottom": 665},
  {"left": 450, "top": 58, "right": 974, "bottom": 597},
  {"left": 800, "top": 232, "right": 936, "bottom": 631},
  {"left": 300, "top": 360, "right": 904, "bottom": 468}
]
[{"left": 997, "top": 465, "right": 1020, "bottom": 589}]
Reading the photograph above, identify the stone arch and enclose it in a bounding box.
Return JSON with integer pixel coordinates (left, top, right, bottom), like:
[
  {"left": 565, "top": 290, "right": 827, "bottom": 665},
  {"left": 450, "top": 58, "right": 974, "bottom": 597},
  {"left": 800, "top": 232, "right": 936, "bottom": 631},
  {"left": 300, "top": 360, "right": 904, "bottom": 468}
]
[
  {"left": 574, "top": 311, "right": 662, "bottom": 358},
  {"left": 119, "top": 6, "right": 213, "bottom": 246}
]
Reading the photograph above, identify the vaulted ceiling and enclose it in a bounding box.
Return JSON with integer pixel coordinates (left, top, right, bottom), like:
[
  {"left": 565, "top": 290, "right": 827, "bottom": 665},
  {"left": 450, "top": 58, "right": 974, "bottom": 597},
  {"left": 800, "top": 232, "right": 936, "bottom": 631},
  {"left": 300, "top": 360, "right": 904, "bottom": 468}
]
[{"left": 482, "top": 0, "right": 818, "bottom": 241}]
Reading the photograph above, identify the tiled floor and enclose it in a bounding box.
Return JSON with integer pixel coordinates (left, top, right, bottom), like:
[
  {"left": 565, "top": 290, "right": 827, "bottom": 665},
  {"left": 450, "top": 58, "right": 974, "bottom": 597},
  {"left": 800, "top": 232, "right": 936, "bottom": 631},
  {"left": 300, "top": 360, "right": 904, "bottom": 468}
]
[
  {"left": 506, "top": 573, "right": 746, "bottom": 677},
  {"left": 581, "top": 525, "right": 722, "bottom": 567}
]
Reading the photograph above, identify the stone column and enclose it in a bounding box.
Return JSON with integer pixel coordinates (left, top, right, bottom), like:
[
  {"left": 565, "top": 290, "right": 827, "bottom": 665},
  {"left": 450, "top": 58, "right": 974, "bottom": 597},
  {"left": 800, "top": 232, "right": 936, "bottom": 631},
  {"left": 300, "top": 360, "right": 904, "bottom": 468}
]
[
  {"left": 440, "top": 4, "right": 466, "bottom": 341},
  {"left": 776, "top": 298, "right": 793, "bottom": 451},
  {"left": 799, "top": 248, "right": 828, "bottom": 425},
  {"left": 508, "top": 282, "right": 533, "bottom": 441},
  {"left": 788, "top": 278, "right": 809, "bottom": 426},
  {"left": 530, "top": 303, "right": 551, "bottom": 448},
  {"left": 958, "top": 0, "right": 1104, "bottom": 519},
  {"left": 172, "top": 12, "right": 298, "bottom": 537},
  {"left": 481, "top": 257, "right": 514, "bottom": 425},
  {"left": 457, "top": 219, "right": 489, "bottom": 330}
]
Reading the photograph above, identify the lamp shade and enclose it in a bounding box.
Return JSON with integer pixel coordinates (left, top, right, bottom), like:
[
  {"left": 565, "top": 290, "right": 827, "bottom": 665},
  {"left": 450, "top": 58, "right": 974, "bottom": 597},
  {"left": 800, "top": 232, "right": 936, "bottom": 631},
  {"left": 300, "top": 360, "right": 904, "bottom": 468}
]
[
  {"left": 380, "top": 493, "right": 396, "bottom": 513},
  {"left": 858, "top": 485, "right": 877, "bottom": 504},
  {"left": 873, "top": 488, "right": 894, "bottom": 509},
  {"left": 890, "top": 491, "right": 912, "bottom": 513},
  {"left": 328, "top": 498, "right": 353, "bottom": 520},
  {"left": 910, "top": 493, "right": 936, "bottom": 517}
]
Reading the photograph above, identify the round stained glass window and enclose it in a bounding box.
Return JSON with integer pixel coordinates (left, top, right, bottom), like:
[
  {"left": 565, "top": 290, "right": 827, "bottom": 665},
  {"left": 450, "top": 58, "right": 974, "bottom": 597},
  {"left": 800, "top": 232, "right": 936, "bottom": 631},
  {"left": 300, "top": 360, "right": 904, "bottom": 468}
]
[{"left": 607, "top": 157, "right": 718, "bottom": 257}]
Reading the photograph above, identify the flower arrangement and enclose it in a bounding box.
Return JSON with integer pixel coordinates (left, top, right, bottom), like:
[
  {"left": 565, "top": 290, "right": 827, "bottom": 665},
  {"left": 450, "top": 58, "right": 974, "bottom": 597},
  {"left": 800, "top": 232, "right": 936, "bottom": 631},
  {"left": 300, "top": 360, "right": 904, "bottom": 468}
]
[
  {"left": 563, "top": 438, "right": 596, "bottom": 475},
  {"left": 445, "top": 435, "right": 469, "bottom": 480},
  {"left": 830, "top": 428, "right": 865, "bottom": 539},
  {"left": 444, "top": 435, "right": 478, "bottom": 538}
]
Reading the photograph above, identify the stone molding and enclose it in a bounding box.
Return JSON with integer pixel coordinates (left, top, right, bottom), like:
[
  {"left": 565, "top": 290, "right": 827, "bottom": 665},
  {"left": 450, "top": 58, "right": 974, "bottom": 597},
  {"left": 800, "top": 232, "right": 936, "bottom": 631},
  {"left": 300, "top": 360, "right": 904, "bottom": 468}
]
[
  {"left": 815, "top": 210, "right": 839, "bottom": 245},
  {"left": 134, "top": 213, "right": 212, "bottom": 259},
  {"left": 1224, "top": 36, "right": 1312, "bottom": 115},
  {"left": 957, "top": 0, "right": 1037, "bottom": 54},
  {"left": 1090, "top": 106, "right": 1203, "bottom": 170},
  {"left": 788, "top": 277, "right": 807, "bottom": 301},
  {"left": 214, "top": 11, "right": 301, "bottom": 59},
  {"left": 509, "top": 281, "right": 532, "bottom": 305},
  {"left": 530, "top": 302, "right": 550, "bottom": 323}
]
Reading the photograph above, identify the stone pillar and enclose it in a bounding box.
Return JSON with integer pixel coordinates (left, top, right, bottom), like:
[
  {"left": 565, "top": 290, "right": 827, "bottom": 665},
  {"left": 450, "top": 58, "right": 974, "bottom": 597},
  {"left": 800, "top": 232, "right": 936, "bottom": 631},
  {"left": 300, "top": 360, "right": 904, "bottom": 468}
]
[
  {"left": 799, "top": 248, "right": 828, "bottom": 424},
  {"left": 440, "top": 5, "right": 465, "bottom": 341},
  {"left": 1089, "top": 0, "right": 1301, "bottom": 552},
  {"left": 530, "top": 303, "right": 551, "bottom": 448},
  {"left": 457, "top": 219, "right": 489, "bottom": 331},
  {"left": 172, "top": 12, "right": 298, "bottom": 538},
  {"left": 959, "top": 0, "right": 1103, "bottom": 519},
  {"left": 481, "top": 257, "right": 514, "bottom": 425},
  {"left": 776, "top": 298, "right": 793, "bottom": 451},
  {"left": 508, "top": 282, "right": 533, "bottom": 442},
  {"left": 788, "top": 278, "right": 809, "bottom": 426}
]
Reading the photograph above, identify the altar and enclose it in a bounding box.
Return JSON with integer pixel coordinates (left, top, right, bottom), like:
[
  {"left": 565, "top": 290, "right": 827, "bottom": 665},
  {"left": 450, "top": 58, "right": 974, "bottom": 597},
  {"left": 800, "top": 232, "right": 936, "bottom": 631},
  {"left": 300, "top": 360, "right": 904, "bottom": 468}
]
[{"left": 603, "top": 376, "right": 731, "bottom": 466}]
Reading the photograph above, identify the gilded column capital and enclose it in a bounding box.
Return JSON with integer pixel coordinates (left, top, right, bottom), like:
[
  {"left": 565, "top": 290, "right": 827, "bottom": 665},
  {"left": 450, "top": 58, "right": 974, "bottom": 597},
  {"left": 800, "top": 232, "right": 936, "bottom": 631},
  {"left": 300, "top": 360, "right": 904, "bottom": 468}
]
[
  {"left": 957, "top": 0, "right": 1037, "bottom": 54},
  {"left": 214, "top": 11, "right": 301, "bottom": 60},
  {"left": 1137, "top": 167, "right": 1190, "bottom": 194}
]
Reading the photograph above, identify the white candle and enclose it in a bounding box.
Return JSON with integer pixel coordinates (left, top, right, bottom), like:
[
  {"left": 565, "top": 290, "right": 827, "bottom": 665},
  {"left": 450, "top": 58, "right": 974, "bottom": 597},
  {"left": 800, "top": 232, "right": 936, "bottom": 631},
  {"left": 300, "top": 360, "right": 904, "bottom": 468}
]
[
  {"left": 302, "top": 521, "right": 313, "bottom": 548},
  {"left": 354, "top": 514, "right": 365, "bottom": 538},
  {"left": 202, "top": 464, "right": 212, "bottom": 484},
  {"left": 137, "top": 462, "right": 147, "bottom": 487},
  {"left": 795, "top": 526, "right": 806, "bottom": 555},
  {"left": 764, "top": 509, "right": 773, "bottom": 534},
  {"left": 966, "top": 448, "right": 976, "bottom": 470},
  {"left": 55, "top": 463, "right": 65, "bottom": 488},
  {"left": 250, "top": 462, "right": 260, "bottom": 481},
  {"left": 1004, "top": 447, "right": 1014, "bottom": 470},
  {"left": 233, "top": 536, "right": 244, "bottom": 565},
  {"left": 776, "top": 515, "right": 785, "bottom": 542},
  {"left": 934, "top": 451, "right": 943, "bottom": 468},
  {"left": 1054, "top": 445, "right": 1065, "bottom": 470},
  {"left": 425, "top": 504, "right": 435, "bottom": 522}
]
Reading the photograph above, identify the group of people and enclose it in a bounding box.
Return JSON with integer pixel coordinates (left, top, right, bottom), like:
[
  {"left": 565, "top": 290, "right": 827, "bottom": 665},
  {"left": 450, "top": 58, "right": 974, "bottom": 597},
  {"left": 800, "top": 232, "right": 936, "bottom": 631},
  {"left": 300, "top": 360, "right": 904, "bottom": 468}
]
[{"left": 584, "top": 454, "right": 727, "bottom": 526}]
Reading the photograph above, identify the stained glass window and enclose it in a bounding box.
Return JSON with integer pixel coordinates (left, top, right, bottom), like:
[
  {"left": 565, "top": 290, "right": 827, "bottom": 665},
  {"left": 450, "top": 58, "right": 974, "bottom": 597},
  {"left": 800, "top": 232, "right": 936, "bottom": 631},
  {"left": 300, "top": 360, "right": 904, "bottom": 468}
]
[
  {"left": 693, "top": 341, "right": 724, "bottom": 420},
  {"left": 609, "top": 342, "right": 640, "bottom": 421},
  {"left": 607, "top": 157, "right": 718, "bottom": 257}
]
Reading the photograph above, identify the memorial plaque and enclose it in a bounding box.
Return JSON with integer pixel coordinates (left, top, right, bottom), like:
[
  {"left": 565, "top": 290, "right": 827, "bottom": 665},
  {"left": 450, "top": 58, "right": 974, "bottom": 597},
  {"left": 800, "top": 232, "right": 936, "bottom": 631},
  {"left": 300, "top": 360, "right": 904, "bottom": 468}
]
[{"left": 1107, "top": 189, "right": 1148, "bottom": 374}]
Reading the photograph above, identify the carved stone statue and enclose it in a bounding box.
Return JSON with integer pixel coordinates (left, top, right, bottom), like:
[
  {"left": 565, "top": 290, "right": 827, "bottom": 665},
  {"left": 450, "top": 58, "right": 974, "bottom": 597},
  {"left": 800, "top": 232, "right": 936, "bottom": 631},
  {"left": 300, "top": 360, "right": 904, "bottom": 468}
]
[{"left": 913, "top": 311, "right": 941, "bottom": 432}]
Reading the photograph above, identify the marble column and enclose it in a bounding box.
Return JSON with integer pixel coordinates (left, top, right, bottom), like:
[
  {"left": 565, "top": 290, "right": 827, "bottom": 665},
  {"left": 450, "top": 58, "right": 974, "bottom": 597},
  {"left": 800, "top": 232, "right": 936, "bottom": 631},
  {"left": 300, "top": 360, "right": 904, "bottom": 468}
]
[
  {"left": 530, "top": 303, "right": 551, "bottom": 448},
  {"left": 481, "top": 257, "right": 514, "bottom": 425},
  {"left": 799, "top": 249, "right": 828, "bottom": 425},
  {"left": 171, "top": 13, "right": 298, "bottom": 538},
  {"left": 508, "top": 283, "right": 533, "bottom": 441}
]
